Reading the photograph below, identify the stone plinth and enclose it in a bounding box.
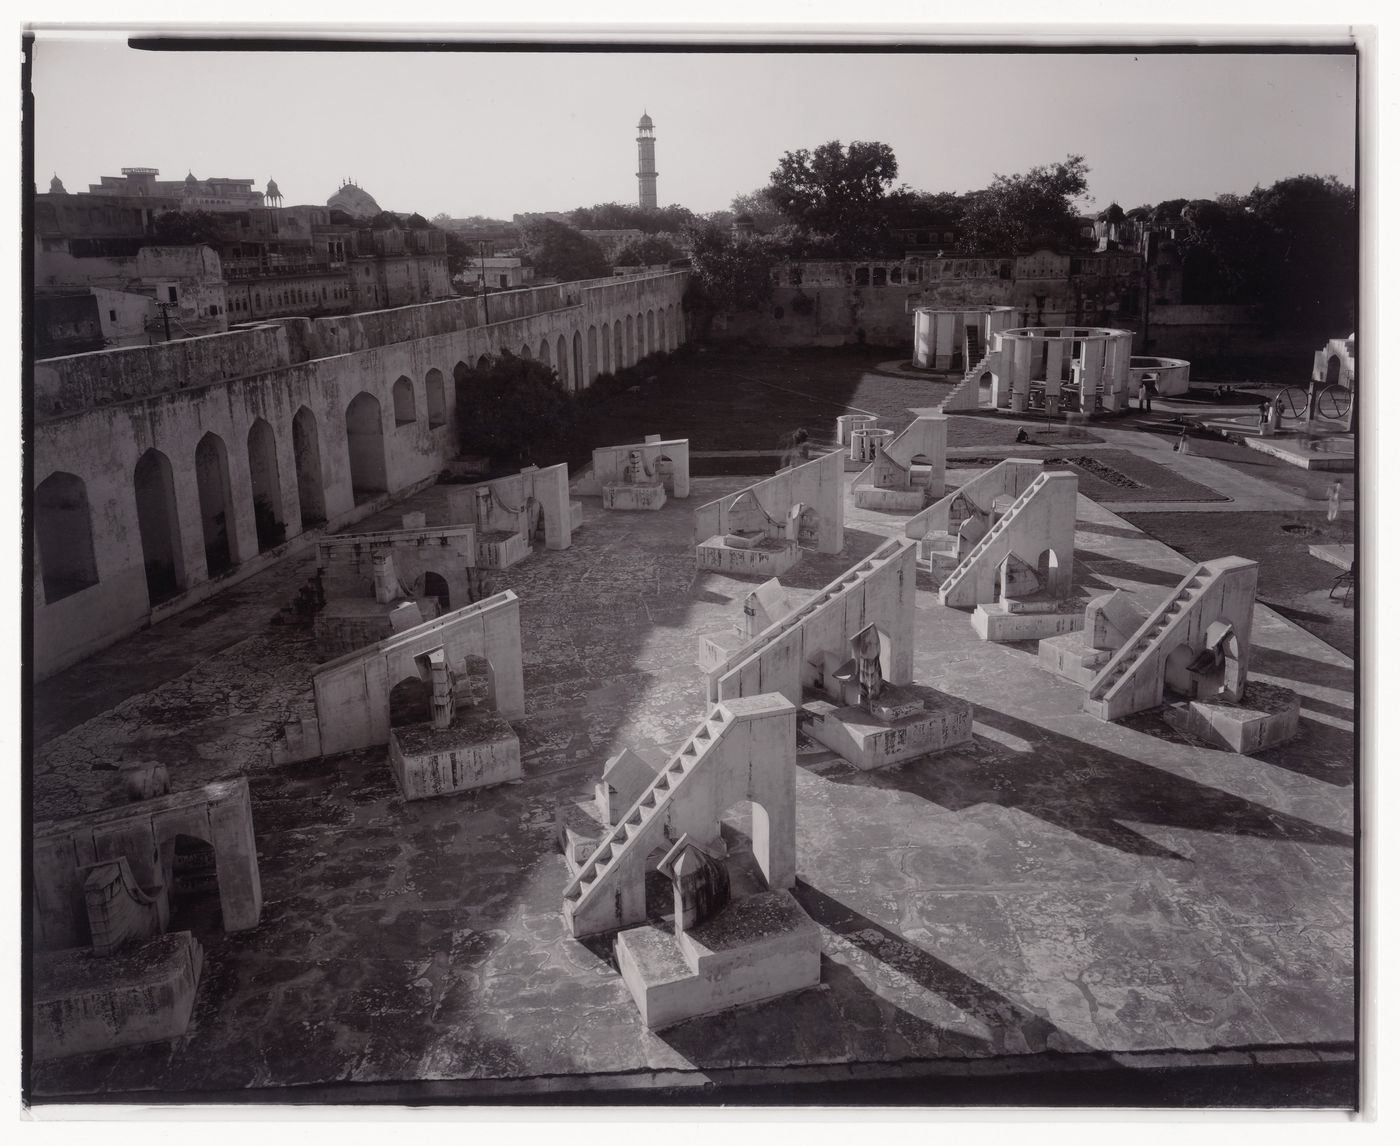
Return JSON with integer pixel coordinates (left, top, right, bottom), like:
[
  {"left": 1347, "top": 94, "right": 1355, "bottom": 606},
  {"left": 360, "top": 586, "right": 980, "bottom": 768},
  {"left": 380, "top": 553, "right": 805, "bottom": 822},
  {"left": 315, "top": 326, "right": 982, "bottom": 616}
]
[
  {"left": 697, "top": 628, "right": 748, "bottom": 673},
  {"left": 973, "top": 602, "right": 1085, "bottom": 643},
  {"left": 314, "top": 597, "right": 406, "bottom": 661},
  {"left": 1038, "top": 630, "right": 1111, "bottom": 687},
  {"left": 33, "top": 931, "right": 203, "bottom": 1061},
  {"left": 476, "top": 530, "right": 530, "bottom": 570},
  {"left": 801, "top": 687, "right": 973, "bottom": 770},
  {"left": 603, "top": 482, "right": 666, "bottom": 511},
  {"left": 556, "top": 798, "right": 608, "bottom": 873},
  {"left": 388, "top": 711, "right": 522, "bottom": 800},
  {"left": 615, "top": 890, "right": 821, "bottom": 1031},
  {"left": 696, "top": 537, "right": 801, "bottom": 577},
  {"left": 854, "top": 487, "right": 927, "bottom": 513},
  {"left": 1164, "top": 682, "right": 1302, "bottom": 755}
]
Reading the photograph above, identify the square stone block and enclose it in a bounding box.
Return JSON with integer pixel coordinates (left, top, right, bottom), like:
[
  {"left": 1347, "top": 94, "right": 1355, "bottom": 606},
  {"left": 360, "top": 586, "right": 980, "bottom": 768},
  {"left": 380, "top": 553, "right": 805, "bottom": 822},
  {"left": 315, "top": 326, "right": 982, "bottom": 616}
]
[
  {"left": 696, "top": 537, "right": 801, "bottom": 577},
  {"left": 1038, "top": 630, "right": 1111, "bottom": 687},
  {"left": 33, "top": 931, "right": 203, "bottom": 1061},
  {"left": 1164, "top": 682, "right": 1302, "bottom": 754},
  {"left": 603, "top": 482, "right": 666, "bottom": 511},
  {"left": 697, "top": 628, "right": 748, "bottom": 672},
  {"left": 801, "top": 686, "right": 973, "bottom": 770},
  {"left": 854, "top": 486, "right": 927, "bottom": 513},
  {"left": 615, "top": 890, "right": 821, "bottom": 1030},
  {"left": 973, "top": 601, "right": 1085, "bottom": 643},
  {"left": 476, "top": 530, "right": 530, "bottom": 570},
  {"left": 555, "top": 797, "right": 608, "bottom": 873},
  {"left": 389, "top": 711, "right": 522, "bottom": 800}
]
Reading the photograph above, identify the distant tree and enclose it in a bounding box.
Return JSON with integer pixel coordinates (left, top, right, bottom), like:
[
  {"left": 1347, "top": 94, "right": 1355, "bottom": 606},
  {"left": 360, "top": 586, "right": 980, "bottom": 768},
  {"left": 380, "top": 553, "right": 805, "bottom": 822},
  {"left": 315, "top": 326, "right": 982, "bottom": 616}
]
[
  {"left": 443, "top": 231, "right": 473, "bottom": 286},
  {"left": 454, "top": 353, "right": 575, "bottom": 465},
  {"left": 569, "top": 202, "right": 695, "bottom": 234},
  {"left": 728, "top": 187, "right": 787, "bottom": 232},
  {"left": 681, "top": 220, "right": 775, "bottom": 334},
  {"left": 430, "top": 212, "right": 454, "bottom": 226},
  {"left": 151, "top": 210, "right": 225, "bottom": 246},
  {"left": 520, "top": 219, "right": 610, "bottom": 282},
  {"left": 613, "top": 234, "right": 682, "bottom": 266},
  {"left": 956, "top": 155, "right": 1091, "bottom": 254},
  {"left": 765, "top": 140, "right": 900, "bottom": 254}
]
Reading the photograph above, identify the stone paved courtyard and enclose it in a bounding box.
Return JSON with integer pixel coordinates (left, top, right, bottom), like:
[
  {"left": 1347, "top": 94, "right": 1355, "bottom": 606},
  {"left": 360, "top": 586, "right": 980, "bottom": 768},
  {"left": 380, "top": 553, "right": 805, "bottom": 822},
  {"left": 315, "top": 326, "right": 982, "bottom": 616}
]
[{"left": 29, "top": 461, "right": 1355, "bottom": 1102}]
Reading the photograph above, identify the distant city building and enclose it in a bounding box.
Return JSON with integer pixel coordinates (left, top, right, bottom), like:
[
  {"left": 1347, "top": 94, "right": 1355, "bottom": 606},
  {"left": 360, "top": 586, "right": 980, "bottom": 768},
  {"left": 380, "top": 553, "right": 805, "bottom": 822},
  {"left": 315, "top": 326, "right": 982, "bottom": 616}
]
[
  {"left": 85, "top": 167, "right": 265, "bottom": 210},
  {"left": 461, "top": 256, "right": 535, "bottom": 292},
  {"left": 34, "top": 168, "right": 453, "bottom": 344},
  {"left": 326, "top": 179, "right": 382, "bottom": 220},
  {"left": 636, "top": 111, "right": 657, "bottom": 210}
]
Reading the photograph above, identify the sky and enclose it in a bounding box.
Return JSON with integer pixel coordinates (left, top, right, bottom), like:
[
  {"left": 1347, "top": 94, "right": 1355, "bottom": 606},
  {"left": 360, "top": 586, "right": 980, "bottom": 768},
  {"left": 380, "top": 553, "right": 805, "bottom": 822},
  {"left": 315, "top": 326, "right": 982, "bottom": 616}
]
[{"left": 30, "top": 36, "right": 1357, "bottom": 221}]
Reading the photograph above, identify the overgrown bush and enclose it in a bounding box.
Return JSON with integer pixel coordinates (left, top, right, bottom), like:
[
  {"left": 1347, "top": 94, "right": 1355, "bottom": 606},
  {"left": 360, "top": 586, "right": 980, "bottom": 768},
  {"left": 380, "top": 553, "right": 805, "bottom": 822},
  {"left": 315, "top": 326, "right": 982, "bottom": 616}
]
[{"left": 455, "top": 352, "right": 577, "bottom": 466}]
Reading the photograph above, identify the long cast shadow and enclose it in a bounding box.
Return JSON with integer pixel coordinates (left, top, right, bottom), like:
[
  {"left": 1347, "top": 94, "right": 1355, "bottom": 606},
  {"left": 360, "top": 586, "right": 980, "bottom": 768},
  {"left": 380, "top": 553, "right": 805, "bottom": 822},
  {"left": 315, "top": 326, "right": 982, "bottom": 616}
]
[
  {"left": 792, "top": 881, "right": 1094, "bottom": 1057},
  {"left": 825, "top": 701, "right": 1353, "bottom": 860}
]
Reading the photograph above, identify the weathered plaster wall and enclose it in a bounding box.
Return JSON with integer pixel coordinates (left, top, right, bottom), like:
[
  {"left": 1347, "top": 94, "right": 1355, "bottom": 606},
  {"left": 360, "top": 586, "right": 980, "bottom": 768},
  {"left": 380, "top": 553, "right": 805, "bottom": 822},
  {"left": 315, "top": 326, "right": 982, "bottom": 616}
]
[{"left": 31, "top": 272, "right": 688, "bottom": 679}]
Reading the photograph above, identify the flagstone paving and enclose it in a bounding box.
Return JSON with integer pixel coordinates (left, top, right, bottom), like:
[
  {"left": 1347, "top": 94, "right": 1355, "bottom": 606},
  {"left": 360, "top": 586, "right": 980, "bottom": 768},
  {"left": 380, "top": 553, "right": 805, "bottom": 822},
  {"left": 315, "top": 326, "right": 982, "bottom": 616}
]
[{"left": 30, "top": 469, "right": 1355, "bottom": 1101}]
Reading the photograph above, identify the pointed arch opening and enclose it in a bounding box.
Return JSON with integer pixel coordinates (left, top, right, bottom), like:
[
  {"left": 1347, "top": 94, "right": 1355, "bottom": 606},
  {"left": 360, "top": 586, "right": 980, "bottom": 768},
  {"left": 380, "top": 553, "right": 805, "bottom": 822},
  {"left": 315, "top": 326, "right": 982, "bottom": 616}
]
[
  {"left": 625, "top": 314, "right": 634, "bottom": 366},
  {"left": 646, "top": 309, "right": 656, "bottom": 356},
  {"left": 572, "top": 330, "right": 584, "bottom": 392},
  {"left": 35, "top": 470, "right": 99, "bottom": 604},
  {"left": 426, "top": 368, "right": 447, "bottom": 428},
  {"left": 392, "top": 376, "right": 416, "bottom": 427},
  {"left": 587, "top": 325, "right": 598, "bottom": 386},
  {"left": 614, "top": 320, "right": 624, "bottom": 370},
  {"left": 538, "top": 339, "right": 551, "bottom": 367},
  {"left": 345, "top": 391, "right": 387, "bottom": 504},
  {"left": 246, "top": 418, "right": 286, "bottom": 553},
  {"left": 291, "top": 406, "right": 327, "bottom": 527},
  {"left": 556, "top": 335, "right": 568, "bottom": 387},
  {"left": 389, "top": 674, "right": 432, "bottom": 728},
  {"left": 134, "top": 448, "right": 185, "bottom": 605},
  {"left": 194, "top": 432, "right": 239, "bottom": 576}
]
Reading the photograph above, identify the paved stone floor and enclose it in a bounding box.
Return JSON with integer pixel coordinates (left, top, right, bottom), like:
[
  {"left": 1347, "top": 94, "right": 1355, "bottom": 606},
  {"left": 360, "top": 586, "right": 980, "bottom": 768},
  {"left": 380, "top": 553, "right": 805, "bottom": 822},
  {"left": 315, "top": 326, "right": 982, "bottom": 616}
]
[{"left": 29, "top": 463, "right": 1355, "bottom": 1102}]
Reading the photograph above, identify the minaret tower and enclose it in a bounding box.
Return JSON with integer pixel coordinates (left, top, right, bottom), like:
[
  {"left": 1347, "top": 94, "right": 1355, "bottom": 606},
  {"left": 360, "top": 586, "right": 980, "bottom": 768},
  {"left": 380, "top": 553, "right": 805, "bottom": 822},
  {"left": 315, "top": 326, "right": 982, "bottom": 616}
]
[{"left": 636, "top": 111, "right": 658, "bottom": 210}]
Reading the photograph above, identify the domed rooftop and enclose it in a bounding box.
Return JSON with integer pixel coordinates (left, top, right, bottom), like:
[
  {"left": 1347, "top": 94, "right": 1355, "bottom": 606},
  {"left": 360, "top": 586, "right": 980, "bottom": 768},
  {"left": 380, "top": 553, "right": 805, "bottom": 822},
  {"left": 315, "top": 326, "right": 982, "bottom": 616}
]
[
  {"left": 266, "top": 178, "right": 281, "bottom": 198},
  {"left": 185, "top": 171, "right": 198, "bottom": 187},
  {"left": 48, "top": 173, "right": 67, "bottom": 194},
  {"left": 326, "top": 180, "right": 382, "bottom": 220},
  {"left": 638, "top": 111, "right": 653, "bottom": 128}
]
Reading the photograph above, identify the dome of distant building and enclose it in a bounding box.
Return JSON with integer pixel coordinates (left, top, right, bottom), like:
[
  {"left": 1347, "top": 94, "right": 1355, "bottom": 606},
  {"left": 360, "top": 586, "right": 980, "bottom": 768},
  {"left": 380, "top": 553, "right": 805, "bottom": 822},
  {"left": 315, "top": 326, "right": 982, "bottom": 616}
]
[
  {"left": 49, "top": 173, "right": 67, "bottom": 194},
  {"left": 266, "top": 178, "right": 281, "bottom": 198},
  {"left": 327, "top": 180, "right": 382, "bottom": 219},
  {"left": 638, "top": 112, "right": 653, "bottom": 128},
  {"left": 185, "top": 171, "right": 199, "bottom": 187}
]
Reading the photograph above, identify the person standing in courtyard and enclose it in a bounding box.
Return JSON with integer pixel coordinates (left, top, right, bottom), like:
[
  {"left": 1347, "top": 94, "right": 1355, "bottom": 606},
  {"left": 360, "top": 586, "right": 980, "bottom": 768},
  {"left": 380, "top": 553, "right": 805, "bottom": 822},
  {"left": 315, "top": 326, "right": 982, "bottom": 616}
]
[
  {"left": 779, "top": 427, "right": 811, "bottom": 470},
  {"left": 1175, "top": 425, "right": 1191, "bottom": 455},
  {"left": 1327, "top": 479, "right": 1343, "bottom": 524},
  {"left": 1138, "top": 379, "right": 1152, "bottom": 413}
]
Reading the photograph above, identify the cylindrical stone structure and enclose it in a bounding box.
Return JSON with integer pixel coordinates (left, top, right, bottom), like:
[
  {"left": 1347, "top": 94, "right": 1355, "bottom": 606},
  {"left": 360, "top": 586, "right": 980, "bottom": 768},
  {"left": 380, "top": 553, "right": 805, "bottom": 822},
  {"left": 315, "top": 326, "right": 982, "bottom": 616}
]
[
  {"left": 850, "top": 427, "right": 893, "bottom": 464},
  {"left": 993, "top": 327, "right": 1135, "bottom": 414},
  {"left": 911, "top": 305, "right": 1018, "bottom": 370},
  {"left": 836, "top": 414, "right": 877, "bottom": 446},
  {"left": 1128, "top": 356, "right": 1191, "bottom": 398}
]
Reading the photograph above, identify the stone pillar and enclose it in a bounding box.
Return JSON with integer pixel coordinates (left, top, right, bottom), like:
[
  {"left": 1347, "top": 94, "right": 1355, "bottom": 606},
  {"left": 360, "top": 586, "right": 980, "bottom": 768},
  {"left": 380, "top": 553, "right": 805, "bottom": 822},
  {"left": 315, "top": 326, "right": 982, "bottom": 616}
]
[
  {"left": 372, "top": 551, "right": 399, "bottom": 604},
  {"left": 934, "top": 311, "right": 956, "bottom": 370},
  {"left": 912, "top": 310, "right": 932, "bottom": 367},
  {"left": 170, "top": 452, "right": 211, "bottom": 586},
  {"left": 1082, "top": 338, "right": 1107, "bottom": 412},
  {"left": 1044, "top": 339, "right": 1065, "bottom": 402}
]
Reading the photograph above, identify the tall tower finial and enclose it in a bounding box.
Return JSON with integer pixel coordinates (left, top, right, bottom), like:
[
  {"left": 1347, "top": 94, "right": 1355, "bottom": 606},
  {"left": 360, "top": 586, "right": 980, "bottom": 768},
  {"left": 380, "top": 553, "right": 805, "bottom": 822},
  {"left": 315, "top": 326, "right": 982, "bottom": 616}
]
[{"left": 636, "top": 111, "right": 657, "bottom": 211}]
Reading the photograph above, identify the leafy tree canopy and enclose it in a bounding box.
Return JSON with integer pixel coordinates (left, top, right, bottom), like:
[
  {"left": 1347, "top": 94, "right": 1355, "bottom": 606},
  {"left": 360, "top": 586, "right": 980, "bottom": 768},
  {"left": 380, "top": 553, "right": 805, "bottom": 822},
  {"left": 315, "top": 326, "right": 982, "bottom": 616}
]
[
  {"left": 765, "top": 139, "right": 900, "bottom": 255},
  {"left": 454, "top": 353, "right": 575, "bottom": 465},
  {"left": 728, "top": 187, "right": 787, "bottom": 232},
  {"left": 681, "top": 219, "right": 776, "bottom": 323},
  {"left": 956, "top": 155, "right": 1091, "bottom": 254},
  {"left": 520, "top": 219, "right": 611, "bottom": 282},
  {"left": 613, "top": 234, "right": 682, "bottom": 267},
  {"left": 569, "top": 202, "right": 695, "bottom": 234}
]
